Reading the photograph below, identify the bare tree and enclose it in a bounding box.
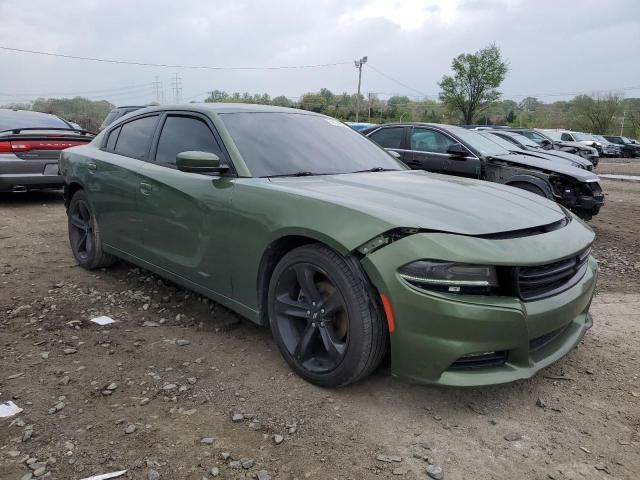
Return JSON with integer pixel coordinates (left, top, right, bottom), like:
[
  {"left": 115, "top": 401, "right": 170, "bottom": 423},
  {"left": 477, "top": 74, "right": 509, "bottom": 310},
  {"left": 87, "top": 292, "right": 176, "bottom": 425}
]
[{"left": 570, "top": 93, "right": 621, "bottom": 134}]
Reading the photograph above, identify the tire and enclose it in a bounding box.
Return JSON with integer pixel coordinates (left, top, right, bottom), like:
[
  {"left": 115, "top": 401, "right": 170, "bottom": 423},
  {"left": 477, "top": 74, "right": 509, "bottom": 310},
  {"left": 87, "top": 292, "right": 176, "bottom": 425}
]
[
  {"left": 509, "top": 181, "right": 548, "bottom": 198},
  {"left": 267, "top": 244, "right": 387, "bottom": 388},
  {"left": 67, "top": 190, "right": 116, "bottom": 269}
]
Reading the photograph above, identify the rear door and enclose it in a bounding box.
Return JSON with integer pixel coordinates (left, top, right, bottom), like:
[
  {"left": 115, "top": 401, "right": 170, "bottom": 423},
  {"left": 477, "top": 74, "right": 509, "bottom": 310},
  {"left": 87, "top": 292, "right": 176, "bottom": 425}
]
[
  {"left": 135, "top": 112, "right": 236, "bottom": 297},
  {"left": 366, "top": 126, "right": 409, "bottom": 162},
  {"left": 88, "top": 114, "right": 159, "bottom": 255}
]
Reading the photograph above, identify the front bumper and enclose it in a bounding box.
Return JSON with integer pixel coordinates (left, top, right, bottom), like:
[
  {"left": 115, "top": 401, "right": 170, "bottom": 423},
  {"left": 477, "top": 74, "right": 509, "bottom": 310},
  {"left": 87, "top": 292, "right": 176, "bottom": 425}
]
[{"left": 361, "top": 220, "right": 597, "bottom": 386}]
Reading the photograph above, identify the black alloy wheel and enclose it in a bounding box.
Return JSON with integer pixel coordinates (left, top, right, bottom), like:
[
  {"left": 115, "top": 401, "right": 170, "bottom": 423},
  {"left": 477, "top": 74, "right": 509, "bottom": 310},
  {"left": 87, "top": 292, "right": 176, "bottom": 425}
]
[
  {"left": 268, "top": 244, "right": 387, "bottom": 387},
  {"left": 69, "top": 197, "right": 95, "bottom": 262},
  {"left": 273, "top": 262, "right": 349, "bottom": 374},
  {"left": 67, "top": 190, "right": 115, "bottom": 269}
]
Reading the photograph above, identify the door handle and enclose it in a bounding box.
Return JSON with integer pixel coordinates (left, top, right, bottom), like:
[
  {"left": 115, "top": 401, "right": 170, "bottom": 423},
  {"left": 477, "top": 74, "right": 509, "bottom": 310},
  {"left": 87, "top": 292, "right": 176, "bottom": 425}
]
[
  {"left": 139, "top": 182, "right": 153, "bottom": 195},
  {"left": 87, "top": 163, "right": 97, "bottom": 174}
]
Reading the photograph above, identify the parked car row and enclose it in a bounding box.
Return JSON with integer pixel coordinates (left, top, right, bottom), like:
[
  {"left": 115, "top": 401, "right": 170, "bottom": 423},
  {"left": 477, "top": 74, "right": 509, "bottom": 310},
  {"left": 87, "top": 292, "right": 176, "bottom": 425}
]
[
  {"left": 362, "top": 122, "right": 604, "bottom": 220},
  {"left": 58, "top": 103, "right": 599, "bottom": 387}
]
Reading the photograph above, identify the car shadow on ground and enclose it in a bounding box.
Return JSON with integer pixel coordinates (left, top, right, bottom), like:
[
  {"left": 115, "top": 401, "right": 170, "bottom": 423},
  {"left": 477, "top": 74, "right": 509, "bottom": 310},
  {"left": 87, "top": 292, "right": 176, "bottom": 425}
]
[{"left": 0, "top": 190, "right": 64, "bottom": 205}]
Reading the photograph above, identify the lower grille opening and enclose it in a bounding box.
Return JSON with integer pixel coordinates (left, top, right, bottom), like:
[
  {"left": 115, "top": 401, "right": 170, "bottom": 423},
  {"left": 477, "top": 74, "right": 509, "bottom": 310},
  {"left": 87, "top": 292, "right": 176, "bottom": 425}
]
[
  {"left": 529, "top": 325, "right": 569, "bottom": 352},
  {"left": 448, "top": 351, "right": 507, "bottom": 370}
]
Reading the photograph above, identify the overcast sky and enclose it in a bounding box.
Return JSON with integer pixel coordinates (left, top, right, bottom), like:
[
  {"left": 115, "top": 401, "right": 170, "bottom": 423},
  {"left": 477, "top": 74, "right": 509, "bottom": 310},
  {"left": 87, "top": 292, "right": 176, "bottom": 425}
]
[{"left": 0, "top": 0, "right": 638, "bottom": 106}]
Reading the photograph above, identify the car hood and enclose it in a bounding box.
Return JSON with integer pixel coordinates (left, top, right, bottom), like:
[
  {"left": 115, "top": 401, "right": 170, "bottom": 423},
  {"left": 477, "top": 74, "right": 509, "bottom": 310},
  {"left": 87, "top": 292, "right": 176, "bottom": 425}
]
[
  {"left": 490, "top": 153, "right": 598, "bottom": 182},
  {"left": 555, "top": 140, "right": 596, "bottom": 153},
  {"left": 267, "top": 170, "right": 567, "bottom": 236},
  {"left": 530, "top": 149, "right": 593, "bottom": 168}
]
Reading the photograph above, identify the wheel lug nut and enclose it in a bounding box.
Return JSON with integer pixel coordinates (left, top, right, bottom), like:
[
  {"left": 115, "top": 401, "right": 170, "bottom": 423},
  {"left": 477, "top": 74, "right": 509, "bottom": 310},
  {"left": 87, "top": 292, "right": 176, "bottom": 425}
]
[
  {"left": 306, "top": 310, "right": 311, "bottom": 315},
  {"left": 311, "top": 322, "right": 316, "bottom": 327},
  {"left": 320, "top": 309, "right": 325, "bottom": 314}
]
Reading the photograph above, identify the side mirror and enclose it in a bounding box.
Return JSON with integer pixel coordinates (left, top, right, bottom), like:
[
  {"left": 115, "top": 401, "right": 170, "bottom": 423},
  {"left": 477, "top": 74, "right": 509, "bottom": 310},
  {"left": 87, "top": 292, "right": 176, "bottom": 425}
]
[
  {"left": 386, "top": 149, "right": 401, "bottom": 159},
  {"left": 540, "top": 139, "right": 552, "bottom": 150},
  {"left": 446, "top": 143, "right": 469, "bottom": 159},
  {"left": 176, "top": 151, "right": 229, "bottom": 174}
]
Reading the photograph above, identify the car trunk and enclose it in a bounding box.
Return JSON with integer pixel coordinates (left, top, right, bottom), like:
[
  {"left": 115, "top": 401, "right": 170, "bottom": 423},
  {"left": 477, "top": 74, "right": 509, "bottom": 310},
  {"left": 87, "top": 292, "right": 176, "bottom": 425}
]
[{"left": 0, "top": 132, "right": 91, "bottom": 160}]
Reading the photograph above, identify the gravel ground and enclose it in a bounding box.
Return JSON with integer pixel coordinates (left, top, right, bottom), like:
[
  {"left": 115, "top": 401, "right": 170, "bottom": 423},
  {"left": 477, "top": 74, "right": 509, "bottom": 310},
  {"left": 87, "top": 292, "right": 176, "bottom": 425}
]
[{"left": 1, "top": 171, "right": 639, "bottom": 480}]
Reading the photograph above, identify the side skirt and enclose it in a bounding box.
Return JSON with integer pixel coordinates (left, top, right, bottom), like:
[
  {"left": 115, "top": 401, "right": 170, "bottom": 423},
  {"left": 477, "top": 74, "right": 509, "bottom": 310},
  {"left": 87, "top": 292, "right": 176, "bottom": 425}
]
[{"left": 103, "top": 244, "right": 261, "bottom": 325}]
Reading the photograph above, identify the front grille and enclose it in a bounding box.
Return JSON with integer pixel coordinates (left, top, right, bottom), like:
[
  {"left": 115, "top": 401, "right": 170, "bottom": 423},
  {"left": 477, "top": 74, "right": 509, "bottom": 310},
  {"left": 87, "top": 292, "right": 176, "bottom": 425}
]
[
  {"left": 448, "top": 351, "right": 507, "bottom": 370},
  {"left": 517, "top": 248, "right": 590, "bottom": 301}
]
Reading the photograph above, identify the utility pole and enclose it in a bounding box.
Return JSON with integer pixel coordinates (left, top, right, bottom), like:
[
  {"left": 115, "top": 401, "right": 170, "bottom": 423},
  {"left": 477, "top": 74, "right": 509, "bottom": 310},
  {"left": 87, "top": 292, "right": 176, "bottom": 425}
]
[
  {"left": 153, "top": 76, "right": 163, "bottom": 104},
  {"left": 620, "top": 110, "right": 626, "bottom": 136},
  {"left": 171, "top": 73, "right": 182, "bottom": 103},
  {"left": 367, "top": 92, "right": 372, "bottom": 123},
  {"left": 354, "top": 56, "right": 367, "bottom": 122}
]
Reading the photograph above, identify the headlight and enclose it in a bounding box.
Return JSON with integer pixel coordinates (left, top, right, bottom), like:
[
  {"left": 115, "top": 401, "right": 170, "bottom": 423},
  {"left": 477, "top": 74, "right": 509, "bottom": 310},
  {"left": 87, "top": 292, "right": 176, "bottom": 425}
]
[{"left": 398, "top": 261, "right": 498, "bottom": 294}]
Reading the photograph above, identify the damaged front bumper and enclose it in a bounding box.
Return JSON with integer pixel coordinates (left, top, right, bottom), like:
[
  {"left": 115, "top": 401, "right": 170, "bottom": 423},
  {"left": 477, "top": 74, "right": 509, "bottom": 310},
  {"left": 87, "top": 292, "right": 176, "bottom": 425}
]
[{"left": 360, "top": 218, "right": 597, "bottom": 386}]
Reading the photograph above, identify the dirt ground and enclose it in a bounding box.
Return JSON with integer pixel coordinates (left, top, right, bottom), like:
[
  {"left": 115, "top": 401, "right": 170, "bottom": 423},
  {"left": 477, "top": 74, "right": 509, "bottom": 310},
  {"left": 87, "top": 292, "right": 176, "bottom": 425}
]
[{"left": 1, "top": 165, "right": 639, "bottom": 480}]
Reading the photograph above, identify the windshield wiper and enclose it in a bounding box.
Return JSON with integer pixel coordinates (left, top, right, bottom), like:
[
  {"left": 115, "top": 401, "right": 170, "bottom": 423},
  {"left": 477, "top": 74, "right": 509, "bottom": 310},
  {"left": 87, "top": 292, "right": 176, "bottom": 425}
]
[
  {"left": 264, "top": 171, "right": 319, "bottom": 178},
  {"left": 350, "top": 167, "right": 398, "bottom": 173}
]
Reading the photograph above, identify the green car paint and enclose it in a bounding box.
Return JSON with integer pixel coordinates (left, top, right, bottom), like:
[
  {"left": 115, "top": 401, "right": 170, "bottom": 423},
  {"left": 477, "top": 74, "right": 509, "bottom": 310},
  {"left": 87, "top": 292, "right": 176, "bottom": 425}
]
[{"left": 60, "top": 104, "right": 597, "bottom": 386}]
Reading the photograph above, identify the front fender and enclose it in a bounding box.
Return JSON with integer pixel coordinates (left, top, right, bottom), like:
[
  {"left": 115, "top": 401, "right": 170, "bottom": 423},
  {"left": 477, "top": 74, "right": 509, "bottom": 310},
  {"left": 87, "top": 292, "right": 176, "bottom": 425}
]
[{"left": 503, "top": 174, "right": 554, "bottom": 199}]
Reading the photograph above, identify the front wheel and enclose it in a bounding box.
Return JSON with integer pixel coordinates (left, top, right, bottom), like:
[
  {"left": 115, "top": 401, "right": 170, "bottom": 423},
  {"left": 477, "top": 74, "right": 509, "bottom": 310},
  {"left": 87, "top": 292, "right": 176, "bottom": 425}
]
[
  {"left": 267, "top": 244, "right": 387, "bottom": 387},
  {"left": 68, "top": 190, "right": 116, "bottom": 269},
  {"left": 509, "top": 181, "right": 549, "bottom": 199}
]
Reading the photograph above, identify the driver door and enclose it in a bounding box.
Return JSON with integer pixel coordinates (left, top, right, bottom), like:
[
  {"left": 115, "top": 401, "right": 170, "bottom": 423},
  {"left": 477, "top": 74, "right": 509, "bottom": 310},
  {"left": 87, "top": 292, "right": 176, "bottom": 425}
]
[{"left": 407, "top": 127, "right": 480, "bottom": 178}]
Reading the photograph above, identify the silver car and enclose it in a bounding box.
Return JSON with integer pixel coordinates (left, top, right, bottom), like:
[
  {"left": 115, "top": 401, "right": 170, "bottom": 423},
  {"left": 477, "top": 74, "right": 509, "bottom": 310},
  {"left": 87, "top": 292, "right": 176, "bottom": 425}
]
[{"left": 0, "top": 109, "right": 93, "bottom": 192}]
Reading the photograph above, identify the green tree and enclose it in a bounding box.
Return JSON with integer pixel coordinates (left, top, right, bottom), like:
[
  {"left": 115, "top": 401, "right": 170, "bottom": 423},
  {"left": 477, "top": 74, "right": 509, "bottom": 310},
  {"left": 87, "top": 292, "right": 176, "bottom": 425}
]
[
  {"left": 204, "top": 90, "right": 229, "bottom": 103},
  {"left": 299, "top": 92, "right": 325, "bottom": 113},
  {"left": 271, "top": 96, "right": 292, "bottom": 107},
  {"left": 438, "top": 43, "right": 509, "bottom": 124},
  {"left": 31, "top": 97, "right": 113, "bottom": 132}
]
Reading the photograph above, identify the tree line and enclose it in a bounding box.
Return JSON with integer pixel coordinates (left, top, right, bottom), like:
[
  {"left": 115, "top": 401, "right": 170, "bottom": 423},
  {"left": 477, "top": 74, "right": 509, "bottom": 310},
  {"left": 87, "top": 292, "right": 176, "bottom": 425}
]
[{"left": 2, "top": 44, "right": 638, "bottom": 137}]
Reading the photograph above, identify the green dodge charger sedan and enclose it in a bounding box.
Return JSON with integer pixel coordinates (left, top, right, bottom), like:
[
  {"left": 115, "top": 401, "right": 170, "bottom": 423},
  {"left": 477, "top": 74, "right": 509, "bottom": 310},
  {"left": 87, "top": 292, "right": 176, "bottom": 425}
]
[{"left": 60, "top": 104, "right": 597, "bottom": 388}]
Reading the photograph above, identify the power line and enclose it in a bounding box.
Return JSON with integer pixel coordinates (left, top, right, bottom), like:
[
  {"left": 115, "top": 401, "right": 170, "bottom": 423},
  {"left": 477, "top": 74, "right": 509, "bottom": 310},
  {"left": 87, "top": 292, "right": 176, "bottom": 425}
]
[
  {"left": 366, "top": 64, "right": 431, "bottom": 97},
  {"left": 0, "top": 45, "right": 352, "bottom": 70},
  {"left": 0, "top": 83, "right": 153, "bottom": 97}
]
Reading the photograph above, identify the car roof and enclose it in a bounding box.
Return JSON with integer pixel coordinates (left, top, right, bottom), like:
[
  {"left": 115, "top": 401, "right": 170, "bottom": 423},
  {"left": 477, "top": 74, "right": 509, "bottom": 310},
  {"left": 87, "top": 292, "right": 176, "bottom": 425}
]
[{"left": 128, "top": 103, "right": 323, "bottom": 116}]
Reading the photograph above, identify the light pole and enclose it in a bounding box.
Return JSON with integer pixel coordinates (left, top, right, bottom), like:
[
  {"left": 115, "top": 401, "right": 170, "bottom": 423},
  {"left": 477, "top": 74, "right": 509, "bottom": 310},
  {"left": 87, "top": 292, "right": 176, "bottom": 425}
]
[
  {"left": 620, "top": 110, "right": 626, "bottom": 136},
  {"left": 354, "top": 56, "right": 367, "bottom": 121}
]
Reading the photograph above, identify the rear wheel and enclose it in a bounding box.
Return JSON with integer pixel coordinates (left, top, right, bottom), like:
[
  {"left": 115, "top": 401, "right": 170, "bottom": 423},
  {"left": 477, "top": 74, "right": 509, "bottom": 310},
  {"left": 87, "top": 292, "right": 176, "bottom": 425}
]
[
  {"left": 68, "top": 190, "right": 116, "bottom": 269},
  {"left": 268, "top": 244, "right": 387, "bottom": 387}
]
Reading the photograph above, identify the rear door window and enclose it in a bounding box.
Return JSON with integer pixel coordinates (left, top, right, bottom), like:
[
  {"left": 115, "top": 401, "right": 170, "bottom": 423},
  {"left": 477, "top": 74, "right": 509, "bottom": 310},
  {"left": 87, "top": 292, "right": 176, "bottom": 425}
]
[
  {"left": 154, "top": 115, "right": 224, "bottom": 168},
  {"left": 114, "top": 116, "right": 158, "bottom": 159},
  {"left": 368, "top": 127, "right": 404, "bottom": 149}
]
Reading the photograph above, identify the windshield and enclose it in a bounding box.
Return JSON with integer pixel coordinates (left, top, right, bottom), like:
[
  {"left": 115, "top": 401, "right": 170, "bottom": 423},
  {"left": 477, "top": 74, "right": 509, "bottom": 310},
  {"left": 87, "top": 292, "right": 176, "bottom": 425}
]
[
  {"left": 448, "top": 126, "right": 511, "bottom": 156},
  {"left": 540, "top": 130, "right": 562, "bottom": 141},
  {"left": 572, "top": 132, "right": 595, "bottom": 141},
  {"left": 220, "top": 112, "right": 405, "bottom": 177},
  {"left": 594, "top": 135, "right": 609, "bottom": 143},
  {"left": 480, "top": 132, "right": 521, "bottom": 151},
  {"left": 0, "top": 109, "right": 70, "bottom": 131},
  {"left": 509, "top": 133, "right": 540, "bottom": 148}
]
